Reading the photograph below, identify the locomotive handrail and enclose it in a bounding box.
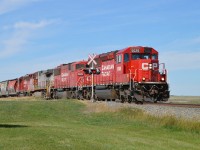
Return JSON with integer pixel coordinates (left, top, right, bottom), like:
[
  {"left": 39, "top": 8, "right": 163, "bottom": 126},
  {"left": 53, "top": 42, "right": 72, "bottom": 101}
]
[
  {"left": 133, "top": 69, "right": 143, "bottom": 82},
  {"left": 159, "top": 63, "right": 166, "bottom": 74}
]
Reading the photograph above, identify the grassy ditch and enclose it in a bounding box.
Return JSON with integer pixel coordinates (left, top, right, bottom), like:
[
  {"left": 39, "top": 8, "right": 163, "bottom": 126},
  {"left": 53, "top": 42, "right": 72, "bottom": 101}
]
[{"left": 0, "top": 98, "right": 199, "bottom": 150}]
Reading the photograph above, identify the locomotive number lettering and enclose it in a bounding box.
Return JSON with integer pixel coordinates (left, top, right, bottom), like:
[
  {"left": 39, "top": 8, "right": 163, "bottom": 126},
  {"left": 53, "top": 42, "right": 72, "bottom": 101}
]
[
  {"left": 117, "top": 66, "right": 121, "bottom": 71},
  {"left": 132, "top": 49, "right": 140, "bottom": 53}
]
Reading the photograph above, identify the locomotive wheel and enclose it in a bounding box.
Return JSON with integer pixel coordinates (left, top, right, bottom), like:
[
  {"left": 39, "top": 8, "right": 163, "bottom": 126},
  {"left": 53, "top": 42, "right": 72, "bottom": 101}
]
[
  {"left": 153, "top": 97, "right": 158, "bottom": 103},
  {"left": 72, "top": 94, "right": 76, "bottom": 99},
  {"left": 128, "top": 95, "right": 132, "bottom": 103},
  {"left": 134, "top": 98, "right": 143, "bottom": 105},
  {"left": 86, "top": 92, "right": 91, "bottom": 100},
  {"left": 137, "top": 101, "right": 143, "bottom": 104},
  {"left": 77, "top": 94, "right": 84, "bottom": 100},
  {"left": 120, "top": 95, "right": 125, "bottom": 103},
  {"left": 86, "top": 95, "right": 90, "bottom": 100},
  {"left": 94, "top": 95, "right": 99, "bottom": 101}
]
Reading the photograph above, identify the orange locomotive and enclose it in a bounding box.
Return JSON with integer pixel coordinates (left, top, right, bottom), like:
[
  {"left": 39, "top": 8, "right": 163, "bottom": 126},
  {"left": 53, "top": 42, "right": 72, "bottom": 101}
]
[{"left": 0, "top": 46, "right": 170, "bottom": 103}]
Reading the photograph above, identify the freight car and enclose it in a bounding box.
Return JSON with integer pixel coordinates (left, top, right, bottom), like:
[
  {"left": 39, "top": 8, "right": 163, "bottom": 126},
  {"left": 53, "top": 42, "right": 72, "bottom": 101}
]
[
  {"left": 0, "top": 46, "right": 170, "bottom": 103},
  {"left": 0, "top": 79, "right": 18, "bottom": 97}
]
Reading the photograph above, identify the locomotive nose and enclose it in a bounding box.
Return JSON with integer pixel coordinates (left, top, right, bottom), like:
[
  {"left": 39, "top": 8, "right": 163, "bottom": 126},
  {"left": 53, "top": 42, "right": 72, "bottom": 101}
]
[{"left": 140, "top": 60, "right": 159, "bottom": 82}]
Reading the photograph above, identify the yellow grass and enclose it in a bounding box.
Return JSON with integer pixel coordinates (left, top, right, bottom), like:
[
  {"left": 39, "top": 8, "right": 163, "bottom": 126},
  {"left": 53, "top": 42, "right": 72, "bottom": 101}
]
[
  {"left": 0, "top": 96, "right": 41, "bottom": 101},
  {"left": 80, "top": 100, "right": 122, "bottom": 113}
]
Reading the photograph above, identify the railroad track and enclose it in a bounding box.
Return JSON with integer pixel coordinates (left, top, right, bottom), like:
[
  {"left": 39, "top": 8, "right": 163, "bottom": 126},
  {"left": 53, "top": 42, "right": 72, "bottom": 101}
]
[{"left": 145, "top": 102, "right": 200, "bottom": 108}]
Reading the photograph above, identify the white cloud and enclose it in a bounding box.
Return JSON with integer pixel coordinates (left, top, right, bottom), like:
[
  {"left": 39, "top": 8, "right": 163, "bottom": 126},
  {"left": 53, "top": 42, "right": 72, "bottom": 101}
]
[
  {"left": 164, "top": 36, "right": 200, "bottom": 50},
  {"left": 0, "top": 0, "right": 40, "bottom": 15},
  {"left": 14, "top": 20, "right": 55, "bottom": 30},
  {"left": 0, "top": 20, "right": 56, "bottom": 58},
  {"left": 1, "top": 30, "right": 28, "bottom": 58},
  {"left": 188, "top": 37, "right": 200, "bottom": 45},
  {"left": 0, "top": 50, "right": 79, "bottom": 80},
  {"left": 160, "top": 51, "right": 200, "bottom": 71},
  {"left": 159, "top": 36, "right": 200, "bottom": 71}
]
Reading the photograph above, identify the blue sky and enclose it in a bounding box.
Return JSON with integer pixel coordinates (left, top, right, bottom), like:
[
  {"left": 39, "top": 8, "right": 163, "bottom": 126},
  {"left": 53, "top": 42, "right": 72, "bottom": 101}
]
[{"left": 0, "top": 0, "right": 200, "bottom": 96}]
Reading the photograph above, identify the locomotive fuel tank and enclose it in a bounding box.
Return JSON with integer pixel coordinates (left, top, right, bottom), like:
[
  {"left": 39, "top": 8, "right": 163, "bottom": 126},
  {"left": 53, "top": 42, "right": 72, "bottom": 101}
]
[{"left": 95, "top": 85, "right": 118, "bottom": 100}]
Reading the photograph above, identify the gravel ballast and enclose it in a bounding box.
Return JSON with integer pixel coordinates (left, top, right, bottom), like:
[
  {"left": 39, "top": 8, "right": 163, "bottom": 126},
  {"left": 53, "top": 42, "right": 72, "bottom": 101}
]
[{"left": 105, "top": 102, "right": 200, "bottom": 121}]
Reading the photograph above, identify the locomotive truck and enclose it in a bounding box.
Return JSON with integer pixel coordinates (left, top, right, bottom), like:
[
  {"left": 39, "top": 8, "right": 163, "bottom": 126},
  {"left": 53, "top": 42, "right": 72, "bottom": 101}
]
[{"left": 0, "top": 46, "right": 170, "bottom": 103}]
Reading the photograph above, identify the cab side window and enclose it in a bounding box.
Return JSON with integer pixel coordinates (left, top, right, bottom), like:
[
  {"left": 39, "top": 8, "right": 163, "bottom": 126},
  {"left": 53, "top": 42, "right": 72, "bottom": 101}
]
[
  {"left": 124, "top": 53, "right": 129, "bottom": 62},
  {"left": 116, "top": 55, "right": 122, "bottom": 64}
]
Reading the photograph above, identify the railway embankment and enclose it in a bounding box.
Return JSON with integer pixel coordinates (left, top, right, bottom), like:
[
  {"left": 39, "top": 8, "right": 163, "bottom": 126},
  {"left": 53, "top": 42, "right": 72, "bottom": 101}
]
[{"left": 82, "top": 96, "right": 200, "bottom": 122}]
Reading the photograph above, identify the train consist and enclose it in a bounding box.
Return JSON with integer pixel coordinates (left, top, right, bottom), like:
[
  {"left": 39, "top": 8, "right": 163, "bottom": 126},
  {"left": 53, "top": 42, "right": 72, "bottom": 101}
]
[{"left": 0, "top": 46, "right": 170, "bottom": 103}]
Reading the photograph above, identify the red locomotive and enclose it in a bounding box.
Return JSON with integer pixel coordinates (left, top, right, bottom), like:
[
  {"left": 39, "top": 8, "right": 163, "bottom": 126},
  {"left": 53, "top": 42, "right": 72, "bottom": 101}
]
[{"left": 0, "top": 46, "right": 170, "bottom": 103}]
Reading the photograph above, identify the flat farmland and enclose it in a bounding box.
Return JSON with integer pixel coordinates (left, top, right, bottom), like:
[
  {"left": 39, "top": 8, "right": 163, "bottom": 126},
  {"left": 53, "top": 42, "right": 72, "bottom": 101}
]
[
  {"left": 0, "top": 97, "right": 200, "bottom": 150},
  {"left": 169, "top": 96, "right": 200, "bottom": 104}
]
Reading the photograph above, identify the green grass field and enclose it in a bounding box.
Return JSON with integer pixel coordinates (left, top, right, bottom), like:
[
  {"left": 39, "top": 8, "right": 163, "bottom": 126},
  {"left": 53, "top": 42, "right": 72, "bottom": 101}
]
[{"left": 0, "top": 98, "right": 200, "bottom": 150}]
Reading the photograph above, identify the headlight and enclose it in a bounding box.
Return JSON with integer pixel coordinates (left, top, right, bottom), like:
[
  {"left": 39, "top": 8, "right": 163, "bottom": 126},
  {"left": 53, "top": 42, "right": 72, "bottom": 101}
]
[
  {"left": 161, "top": 77, "right": 165, "bottom": 81},
  {"left": 142, "top": 77, "right": 146, "bottom": 81}
]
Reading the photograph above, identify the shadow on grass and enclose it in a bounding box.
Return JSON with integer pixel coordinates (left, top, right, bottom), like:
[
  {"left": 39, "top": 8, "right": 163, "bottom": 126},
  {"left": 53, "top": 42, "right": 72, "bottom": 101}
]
[{"left": 0, "top": 124, "right": 29, "bottom": 128}]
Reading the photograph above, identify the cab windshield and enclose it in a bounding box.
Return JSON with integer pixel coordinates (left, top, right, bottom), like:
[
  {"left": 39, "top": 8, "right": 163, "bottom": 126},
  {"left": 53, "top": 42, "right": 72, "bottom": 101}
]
[
  {"left": 132, "top": 54, "right": 150, "bottom": 60},
  {"left": 152, "top": 54, "right": 158, "bottom": 60}
]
